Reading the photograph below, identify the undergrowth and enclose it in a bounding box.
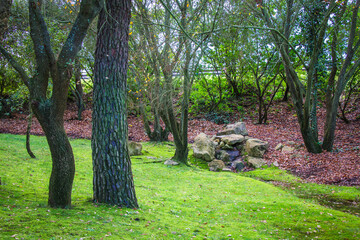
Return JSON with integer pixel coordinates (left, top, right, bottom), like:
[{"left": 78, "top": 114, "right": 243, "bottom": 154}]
[{"left": 0, "top": 134, "right": 359, "bottom": 239}]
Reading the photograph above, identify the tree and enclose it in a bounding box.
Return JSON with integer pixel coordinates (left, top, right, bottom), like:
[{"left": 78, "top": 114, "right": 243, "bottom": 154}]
[
  {"left": 0, "top": 0, "right": 12, "bottom": 40},
  {"left": 92, "top": 0, "right": 138, "bottom": 208},
  {"left": 129, "top": 0, "right": 170, "bottom": 142},
  {"left": 0, "top": 0, "right": 103, "bottom": 208},
  {"left": 247, "top": 0, "right": 360, "bottom": 152}
]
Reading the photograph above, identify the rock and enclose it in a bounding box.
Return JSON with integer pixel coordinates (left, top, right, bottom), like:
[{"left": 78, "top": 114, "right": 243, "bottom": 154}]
[
  {"left": 218, "top": 134, "right": 245, "bottom": 146},
  {"left": 164, "top": 160, "right": 179, "bottom": 166},
  {"left": 244, "top": 136, "right": 256, "bottom": 141},
  {"left": 215, "top": 150, "right": 230, "bottom": 162},
  {"left": 275, "top": 143, "right": 283, "bottom": 151},
  {"left": 221, "top": 144, "right": 233, "bottom": 150},
  {"left": 226, "top": 122, "right": 248, "bottom": 136},
  {"left": 208, "top": 160, "right": 225, "bottom": 172},
  {"left": 246, "top": 156, "right": 266, "bottom": 168},
  {"left": 282, "top": 146, "right": 295, "bottom": 153},
  {"left": 226, "top": 150, "right": 240, "bottom": 161},
  {"left": 232, "top": 159, "right": 245, "bottom": 172},
  {"left": 128, "top": 141, "right": 142, "bottom": 156},
  {"left": 287, "top": 141, "right": 296, "bottom": 146},
  {"left": 272, "top": 161, "right": 279, "bottom": 167},
  {"left": 245, "top": 139, "right": 269, "bottom": 158},
  {"left": 216, "top": 129, "right": 235, "bottom": 136},
  {"left": 235, "top": 144, "right": 244, "bottom": 151},
  {"left": 222, "top": 167, "right": 232, "bottom": 172},
  {"left": 192, "top": 133, "right": 215, "bottom": 162}
]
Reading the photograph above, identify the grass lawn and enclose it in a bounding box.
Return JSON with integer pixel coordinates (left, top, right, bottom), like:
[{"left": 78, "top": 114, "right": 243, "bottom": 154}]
[{"left": 0, "top": 133, "right": 359, "bottom": 239}]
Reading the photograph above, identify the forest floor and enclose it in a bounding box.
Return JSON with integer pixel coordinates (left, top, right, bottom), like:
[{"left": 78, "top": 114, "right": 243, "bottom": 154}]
[{"left": 1, "top": 101, "right": 359, "bottom": 186}]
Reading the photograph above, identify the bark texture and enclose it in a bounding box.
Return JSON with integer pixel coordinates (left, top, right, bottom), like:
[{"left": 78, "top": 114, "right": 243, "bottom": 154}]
[
  {"left": 92, "top": 0, "right": 138, "bottom": 208},
  {"left": 0, "top": 0, "right": 102, "bottom": 208},
  {"left": 0, "top": 0, "right": 12, "bottom": 41}
]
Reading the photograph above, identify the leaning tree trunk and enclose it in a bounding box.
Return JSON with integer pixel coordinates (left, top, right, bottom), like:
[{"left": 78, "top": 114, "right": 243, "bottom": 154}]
[
  {"left": 92, "top": 0, "right": 138, "bottom": 208},
  {"left": 42, "top": 117, "right": 75, "bottom": 208}
]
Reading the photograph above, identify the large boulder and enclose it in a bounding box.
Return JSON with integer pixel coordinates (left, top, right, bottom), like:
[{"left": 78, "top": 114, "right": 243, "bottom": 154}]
[
  {"left": 192, "top": 133, "right": 215, "bottom": 162},
  {"left": 245, "top": 139, "right": 269, "bottom": 158},
  {"left": 128, "top": 141, "right": 142, "bottom": 156},
  {"left": 246, "top": 156, "right": 266, "bottom": 168},
  {"left": 226, "top": 122, "right": 248, "bottom": 136},
  {"left": 208, "top": 160, "right": 225, "bottom": 172},
  {"left": 216, "top": 129, "right": 235, "bottom": 136},
  {"left": 218, "top": 134, "right": 245, "bottom": 146}
]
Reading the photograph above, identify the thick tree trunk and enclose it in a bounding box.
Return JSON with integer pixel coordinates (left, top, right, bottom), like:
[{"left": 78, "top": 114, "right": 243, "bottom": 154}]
[
  {"left": 92, "top": 0, "right": 138, "bottom": 208},
  {"left": 32, "top": 103, "right": 75, "bottom": 208},
  {"left": 44, "top": 122, "right": 75, "bottom": 208}
]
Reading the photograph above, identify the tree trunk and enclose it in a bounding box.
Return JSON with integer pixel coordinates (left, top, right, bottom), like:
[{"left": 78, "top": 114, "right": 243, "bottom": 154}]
[
  {"left": 92, "top": 0, "right": 138, "bottom": 208},
  {"left": 74, "top": 57, "right": 84, "bottom": 120},
  {"left": 44, "top": 121, "right": 75, "bottom": 208},
  {"left": 31, "top": 101, "right": 75, "bottom": 208},
  {"left": 26, "top": 105, "right": 36, "bottom": 159},
  {"left": 0, "top": 0, "right": 12, "bottom": 41},
  {"left": 282, "top": 84, "right": 289, "bottom": 102}
]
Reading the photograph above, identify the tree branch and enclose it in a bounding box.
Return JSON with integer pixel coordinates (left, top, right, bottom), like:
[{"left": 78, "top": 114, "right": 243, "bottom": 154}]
[{"left": 0, "top": 45, "right": 30, "bottom": 88}]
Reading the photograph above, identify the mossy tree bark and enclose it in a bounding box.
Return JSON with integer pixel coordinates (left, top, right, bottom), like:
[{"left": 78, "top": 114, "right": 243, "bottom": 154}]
[
  {"left": 92, "top": 0, "right": 138, "bottom": 208},
  {"left": 0, "top": 0, "right": 102, "bottom": 208}
]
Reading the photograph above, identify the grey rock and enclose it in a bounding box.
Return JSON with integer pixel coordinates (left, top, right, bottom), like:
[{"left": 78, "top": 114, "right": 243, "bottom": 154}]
[
  {"left": 192, "top": 133, "right": 215, "bottom": 162},
  {"left": 232, "top": 160, "right": 245, "bottom": 172},
  {"left": 221, "top": 144, "right": 234, "bottom": 150},
  {"left": 226, "top": 122, "right": 248, "bottom": 136},
  {"left": 246, "top": 156, "right": 266, "bottom": 168},
  {"left": 272, "top": 161, "right": 279, "bottom": 167},
  {"left": 245, "top": 139, "right": 269, "bottom": 158},
  {"left": 287, "top": 141, "right": 296, "bottom": 146},
  {"left": 222, "top": 167, "right": 232, "bottom": 172},
  {"left": 215, "top": 150, "right": 230, "bottom": 162},
  {"left": 282, "top": 146, "right": 295, "bottom": 153},
  {"left": 219, "top": 134, "right": 245, "bottom": 146},
  {"left": 128, "top": 141, "right": 142, "bottom": 156},
  {"left": 164, "top": 160, "right": 179, "bottom": 166},
  {"left": 216, "top": 129, "right": 236, "bottom": 136},
  {"left": 208, "top": 160, "right": 225, "bottom": 172}
]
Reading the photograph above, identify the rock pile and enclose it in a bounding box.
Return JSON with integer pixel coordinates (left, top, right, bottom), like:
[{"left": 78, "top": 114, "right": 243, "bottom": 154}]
[{"left": 192, "top": 122, "right": 269, "bottom": 172}]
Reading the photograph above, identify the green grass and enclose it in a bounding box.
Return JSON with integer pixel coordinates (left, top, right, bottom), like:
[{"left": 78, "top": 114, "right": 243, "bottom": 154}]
[{"left": 0, "top": 134, "right": 359, "bottom": 239}]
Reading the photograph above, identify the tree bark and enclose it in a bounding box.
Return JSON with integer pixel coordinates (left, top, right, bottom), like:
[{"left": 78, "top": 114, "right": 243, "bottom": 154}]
[
  {"left": 26, "top": 105, "right": 36, "bottom": 159},
  {"left": 92, "top": 0, "right": 138, "bottom": 208},
  {"left": 1, "top": 0, "right": 102, "bottom": 208},
  {"left": 0, "top": 0, "right": 12, "bottom": 41}
]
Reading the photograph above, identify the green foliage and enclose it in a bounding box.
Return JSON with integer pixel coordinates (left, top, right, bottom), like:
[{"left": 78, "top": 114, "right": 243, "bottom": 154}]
[{"left": 1, "top": 134, "right": 360, "bottom": 239}]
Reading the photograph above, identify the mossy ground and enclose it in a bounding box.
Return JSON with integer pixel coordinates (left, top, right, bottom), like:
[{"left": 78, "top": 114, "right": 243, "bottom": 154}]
[{"left": 0, "top": 134, "right": 359, "bottom": 239}]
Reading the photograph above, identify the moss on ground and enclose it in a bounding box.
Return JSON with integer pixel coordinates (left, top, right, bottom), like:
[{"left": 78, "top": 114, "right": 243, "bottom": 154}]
[{"left": 0, "top": 134, "right": 359, "bottom": 239}]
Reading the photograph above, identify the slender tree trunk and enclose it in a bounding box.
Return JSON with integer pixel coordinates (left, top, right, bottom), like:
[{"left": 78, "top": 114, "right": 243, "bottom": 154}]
[
  {"left": 282, "top": 85, "right": 289, "bottom": 102},
  {"left": 26, "top": 105, "right": 36, "bottom": 158},
  {"left": 92, "top": 0, "right": 138, "bottom": 208},
  {"left": 74, "top": 57, "right": 84, "bottom": 120}
]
